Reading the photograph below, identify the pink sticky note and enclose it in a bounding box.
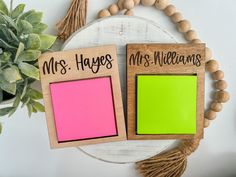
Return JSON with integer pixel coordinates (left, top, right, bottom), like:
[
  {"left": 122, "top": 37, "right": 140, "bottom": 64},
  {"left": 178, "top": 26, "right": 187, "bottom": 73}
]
[{"left": 50, "top": 77, "right": 117, "bottom": 142}]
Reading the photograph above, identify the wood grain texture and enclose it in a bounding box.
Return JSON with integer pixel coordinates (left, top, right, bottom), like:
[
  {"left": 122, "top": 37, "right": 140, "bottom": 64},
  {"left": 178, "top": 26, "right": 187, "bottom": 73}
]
[
  {"left": 127, "top": 43, "right": 205, "bottom": 140},
  {"left": 62, "top": 16, "right": 178, "bottom": 163},
  {"left": 39, "top": 45, "right": 126, "bottom": 148}
]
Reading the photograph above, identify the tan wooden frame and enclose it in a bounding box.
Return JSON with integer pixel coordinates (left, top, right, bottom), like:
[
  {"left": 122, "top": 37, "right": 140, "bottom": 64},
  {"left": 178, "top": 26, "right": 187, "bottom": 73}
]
[
  {"left": 127, "top": 43, "right": 205, "bottom": 140},
  {"left": 39, "top": 45, "right": 126, "bottom": 148}
]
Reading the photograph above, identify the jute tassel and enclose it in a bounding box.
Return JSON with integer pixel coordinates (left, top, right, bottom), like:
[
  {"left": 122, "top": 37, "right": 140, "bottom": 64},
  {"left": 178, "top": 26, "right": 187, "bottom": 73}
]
[
  {"left": 56, "top": 0, "right": 87, "bottom": 41},
  {"left": 136, "top": 138, "right": 200, "bottom": 177}
]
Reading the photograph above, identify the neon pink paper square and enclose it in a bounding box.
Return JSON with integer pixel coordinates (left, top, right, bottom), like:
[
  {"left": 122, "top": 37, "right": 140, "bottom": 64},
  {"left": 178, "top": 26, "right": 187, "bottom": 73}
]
[{"left": 50, "top": 77, "right": 117, "bottom": 142}]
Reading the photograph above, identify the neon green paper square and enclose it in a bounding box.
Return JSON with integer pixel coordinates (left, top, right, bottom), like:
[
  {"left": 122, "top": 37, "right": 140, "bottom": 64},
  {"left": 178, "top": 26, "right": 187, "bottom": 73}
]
[{"left": 137, "top": 75, "right": 197, "bottom": 135}]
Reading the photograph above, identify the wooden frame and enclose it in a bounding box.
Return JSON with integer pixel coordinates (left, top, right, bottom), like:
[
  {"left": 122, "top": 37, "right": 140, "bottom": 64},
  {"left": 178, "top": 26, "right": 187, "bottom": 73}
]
[
  {"left": 127, "top": 43, "right": 205, "bottom": 140},
  {"left": 39, "top": 45, "right": 126, "bottom": 148}
]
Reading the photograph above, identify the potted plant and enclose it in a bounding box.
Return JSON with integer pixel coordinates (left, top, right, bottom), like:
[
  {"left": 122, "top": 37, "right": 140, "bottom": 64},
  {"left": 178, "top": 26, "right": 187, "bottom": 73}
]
[{"left": 0, "top": 0, "right": 56, "bottom": 123}]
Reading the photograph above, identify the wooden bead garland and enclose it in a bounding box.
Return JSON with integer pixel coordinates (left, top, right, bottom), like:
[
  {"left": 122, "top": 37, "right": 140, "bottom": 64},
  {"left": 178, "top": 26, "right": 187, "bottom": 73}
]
[
  {"left": 215, "top": 80, "right": 228, "bottom": 90},
  {"left": 177, "top": 20, "right": 191, "bottom": 33},
  {"left": 141, "top": 0, "right": 156, "bottom": 6},
  {"left": 134, "top": 0, "right": 141, "bottom": 6},
  {"left": 164, "top": 5, "right": 176, "bottom": 16},
  {"left": 212, "top": 70, "right": 224, "bottom": 80},
  {"left": 205, "top": 110, "right": 217, "bottom": 120},
  {"left": 210, "top": 102, "right": 223, "bottom": 112},
  {"left": 206, "top": 60, "right": 219, "bottom": 73},
  {"left": 123, "top": 0, "right": 135, "bottom": 10},
  {"left": 171, "top": 12, "right": 183, "bottom": 23},
  {"left": 185, "top": 30, "right": 198, "bottom": 41},
  {"left": 155, "top": 0, "right": 169, "bottom": 10},
  {"left": 98, "top": 9, "right": 111, "bottom": 18},
  {"left": 108, "top": 4, "right": 119, "bottom": 15},
  {"left": 125, "top": 10, "right": 134, "bottom": 16},
  {"left": 215, "top": 91, "right": 230, "bottom": 103}
]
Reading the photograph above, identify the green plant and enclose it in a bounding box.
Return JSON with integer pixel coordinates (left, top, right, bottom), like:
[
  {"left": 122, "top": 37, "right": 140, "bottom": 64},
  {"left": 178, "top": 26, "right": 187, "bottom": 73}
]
[{"left": 0, "top": 0, "right": 56, "bottom": 121}]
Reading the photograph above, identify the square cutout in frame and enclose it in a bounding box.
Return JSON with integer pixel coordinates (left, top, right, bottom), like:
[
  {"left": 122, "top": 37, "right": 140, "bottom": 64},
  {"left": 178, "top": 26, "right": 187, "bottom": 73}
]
[
  {"left": 50, "top": 77, "right": 117, "bottom": 142},
  {"left": 39, "top": 45, "right": 126, "bottom": 148},
  {"left": 137, "top": 75, "right": 197, "bottom": 135},
  {"left": 127, "top": 43, "right": 205, "bottom": 140}
]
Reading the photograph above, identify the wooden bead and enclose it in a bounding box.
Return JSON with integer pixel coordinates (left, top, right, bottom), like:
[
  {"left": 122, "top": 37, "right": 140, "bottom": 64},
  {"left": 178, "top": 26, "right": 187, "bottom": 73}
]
[
  {"left": 133, "top": 0, "right": 141, "bottom": 6},
  {"left": 170, "top": 12, "right": 183, "bottom": 23},
  {"left": 204, "top": 118, "right": 210, "bottom": 128},
  {"left": 125, "top": 9, "right": 134, "bottom": 16},
  {"left": 205, "top": 110, "right": 217, "bottom": 120},
  {"left": 98, "top": 9, "right": 111, "bottom": 18},
  {"left": 164, "top": 5, "right": 176, "bottom": 16},
  {"left": 205, "top": 47, "right": 213, "bottom": 61},
  {"left": 210, "top": 102, "right": 223, "bottom": 112},
  {"left": 123, "top": 0, "right": 135, "bottom": 10},
  {"left": 214, "top": 91, "right": 230, "bottom": 103},
  {"left": 118, "top": 0, "right": 124, "bottom": 10},
  {"left": 206, "top": 60, "right": 219, "bottom": 73},
  {"left": 108, "top": 4, "right": 119, "bottom": 15},
  {"left": 155, "top": 0, "right": 169, "bottom": 10},
  {"left": 215, "top": 80, "right": 228, "bottom": 90},
  {"left": 177, "top": 20, "right": 191, "bottom": 33},
  {"left": 191, "top": 39, "right": 202, "bottom": 44},
  {"left": 141, "top": 0, "right": 156, "bottom": 6},
  {"left": 212, "top": 70, "right": 224, "bottom": 80},
  {"left": 185, "top": 30, "right": 198, "bottom": 41}
]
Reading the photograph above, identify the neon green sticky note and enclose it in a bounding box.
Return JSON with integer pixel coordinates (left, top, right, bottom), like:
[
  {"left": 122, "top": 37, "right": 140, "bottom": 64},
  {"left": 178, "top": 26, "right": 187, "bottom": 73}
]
[{"left": 137, "top": 75, "right": 197, "bottom": 135}]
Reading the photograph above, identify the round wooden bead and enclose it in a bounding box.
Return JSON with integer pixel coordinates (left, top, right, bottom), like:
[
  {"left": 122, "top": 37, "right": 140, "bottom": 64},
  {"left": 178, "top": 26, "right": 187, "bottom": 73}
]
[
  {"left": 206, "top": 60, "right": 219, "bottom": 73},
  {"left": 191, "top": 39, "right": 202, "bottom": 44},
  {"left": 185, "top": 30, "right": 198, "bottom": 41},
  {"left": 125, "top": 9, "right": 134, "bottom": 16},
  {"left": 164, "top": 5, "right": 176, "bottom": 16},
  {"left": 108, "top": 4, "right": 119, "bottom": 15},
  {"left": 214, "top": 91, "right": 230, "bottom": 103},
  {"left": 123, "top": 0, "right": 135, "bottom": 10},
  {"left": 170, "top": 12, "right": 183, "bottom": 23},
  {"left": 212, "top": 70, "right": 224, "bottom": 80},
  {"left": 155, "top": 0, "right": 169, "bottom": 10},
  {"left": 118, "top": 0, "right": 124, "bottom": 10},
  {"left": 141, "top": 0, "right": 156, "bottom": 6},
  {"left": 98, "top": 9, "right": 111, "bottom": 18},
  {"left": 206, "top": 47, "right": 212, "bottom": 61},
  {"left": 177, "top": 20, "right": 191, "bottom": 33},
  {"left": 205, "top": 110, "right": 217, "bottom": 120},
  {"left": 204, "top": 118, "right": 210, "bottom": 128},
  {"left": 215, "top": 80, "right": 228, "bottom": 90},
  {"left": 210, "top": 102, "right": 223, "bottom": 112},
  {"left": 133, "top": 0, "right": 141, "bottom": 6}
]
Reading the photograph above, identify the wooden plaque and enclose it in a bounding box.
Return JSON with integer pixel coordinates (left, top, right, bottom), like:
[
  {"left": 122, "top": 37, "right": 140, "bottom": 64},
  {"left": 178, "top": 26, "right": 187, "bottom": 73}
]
[
  {"left": 127, "top": 43, "right": 205, "bottom": 140},
  {"left": 39, "top": 45, "right": 126, "bottom": 148}
]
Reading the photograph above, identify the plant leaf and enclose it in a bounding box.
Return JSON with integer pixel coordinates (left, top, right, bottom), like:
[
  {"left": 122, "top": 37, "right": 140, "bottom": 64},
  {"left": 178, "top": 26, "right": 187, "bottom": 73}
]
[
  {"left": 11, "top": 4, "right": 25, "bottom": 19},
  {"left": 0, "top": 38, "right": 16, "bottom": 49},
  {"left": 13, "top": 92, "right": 21, "bottom": 108},
  {"left": 25, "top": 12, "right": 42, "bottom": 26},
  {"left": 17, "top": 20, "right": 33, "bottom": 34},
  {"left": 21, "top": 95, "right": 30, "bottom": 108},
  {"left": 0, "top": 0, "right": 9, "bottom": 15},
  {"left": 0, "top": 24, "right": 19, "bottom": 45},
  {"left": 25, "top": 33, "right": 40, "bottom": 50},
  {"left": 0, "top": 14, "right": 17, "bottom": 29},
  {"left": 0, "top": 52, "right": 11, "bottom": 63},
  {"left": 28, "top": 88, "right": 43, "bottom": 100},
  {"left": 0, "top": 75, "right": 16, "bottom": 95},
  {"left": 14, "top": 42, "right": 24, "bottom": 62},
  {"left": 20, "top": 79, "right": 28, "bottom": 99},
  {"left": 0, "top": 122, "right": 2, "bottom": 134},
  {"left": 0, "top": 88, "right": 2, "bottom": 102},
  {"left": 2, "top": 66, "right": 22, "bottom": 83},
  {"left": 17, "top": 50, "right": 41, "bottom": 62},
  {"left": 31, "top": 100, "right": 45, "bottom": 112},
  {"left": 0, "top": 107, "right": 14, "bottom": 116},
  {"left": 26, "top": 103, "right": 33, "bottom": 117},
  {"left": 18, "top": 62, "right": 39, "bottom": 80},
  {"left": 33, "top": 23, "right": 47, "bottom": 34},
  {"left": 39, "top": 34, "right": 56, "bottom": 50}
]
